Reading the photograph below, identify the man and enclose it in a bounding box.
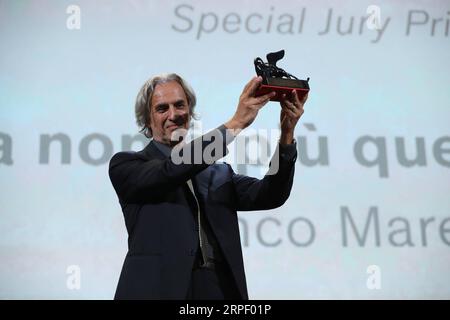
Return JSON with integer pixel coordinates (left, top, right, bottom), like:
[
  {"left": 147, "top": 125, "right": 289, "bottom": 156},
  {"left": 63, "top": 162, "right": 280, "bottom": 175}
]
[{"left": 109, "top": 73, "right": 307, "bottom": 299}]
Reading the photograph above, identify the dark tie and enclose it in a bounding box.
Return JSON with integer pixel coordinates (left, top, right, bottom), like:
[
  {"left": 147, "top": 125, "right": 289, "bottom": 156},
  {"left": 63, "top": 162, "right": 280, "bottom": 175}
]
[{"left": 186, "top": 179, "right": 210, "bottom": 265}]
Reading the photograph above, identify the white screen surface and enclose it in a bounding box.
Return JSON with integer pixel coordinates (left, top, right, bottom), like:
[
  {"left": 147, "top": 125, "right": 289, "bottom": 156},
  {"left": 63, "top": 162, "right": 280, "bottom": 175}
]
[{"left": 1, "top": 0, "right": 449, "bottom": 299}]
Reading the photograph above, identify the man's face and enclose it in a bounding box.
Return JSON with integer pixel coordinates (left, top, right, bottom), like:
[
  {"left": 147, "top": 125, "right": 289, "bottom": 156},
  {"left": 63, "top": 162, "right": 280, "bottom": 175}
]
[{"left": 149, "top": 81, "right": 191, "bottom": 146}]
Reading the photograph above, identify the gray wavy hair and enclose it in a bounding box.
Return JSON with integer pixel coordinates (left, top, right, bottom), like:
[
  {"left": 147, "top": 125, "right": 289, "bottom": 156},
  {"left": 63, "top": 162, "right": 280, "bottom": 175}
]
[{"left": 135, "top": 73, "right": 198, "bottom": 138}]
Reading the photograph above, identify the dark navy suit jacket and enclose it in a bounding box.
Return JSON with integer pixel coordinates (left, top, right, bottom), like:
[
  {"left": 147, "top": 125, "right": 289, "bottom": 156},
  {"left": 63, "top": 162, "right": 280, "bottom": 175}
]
[{"left": 109, "top": 127, "right": 297, "bottom": 299}]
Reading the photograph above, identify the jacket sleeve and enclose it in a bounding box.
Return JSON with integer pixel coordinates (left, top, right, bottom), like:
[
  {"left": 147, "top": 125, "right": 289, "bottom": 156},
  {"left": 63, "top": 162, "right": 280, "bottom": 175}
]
[
  {"left": 109, "top": 126, "right": 234, "bottom": 203},
  {"left": 231, "top": 142, "right": 297, "bottom": 211}
]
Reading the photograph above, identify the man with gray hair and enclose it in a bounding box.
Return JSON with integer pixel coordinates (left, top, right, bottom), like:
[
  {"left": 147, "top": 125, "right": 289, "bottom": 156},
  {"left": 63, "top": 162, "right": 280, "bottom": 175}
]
[{"left": 109, "top": 73, "right": 307, "bottom": 299}]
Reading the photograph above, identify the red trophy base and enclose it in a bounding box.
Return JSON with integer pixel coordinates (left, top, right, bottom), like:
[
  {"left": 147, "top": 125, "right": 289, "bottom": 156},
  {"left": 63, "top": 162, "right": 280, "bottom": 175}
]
[{"left": 255, "top": 84, "right": 309, "bottom": 102}]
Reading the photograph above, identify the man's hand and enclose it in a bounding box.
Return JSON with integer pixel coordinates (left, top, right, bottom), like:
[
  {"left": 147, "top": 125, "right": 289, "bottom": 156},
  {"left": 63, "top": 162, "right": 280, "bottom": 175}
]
[
  {"left": 279, "top": 90, "right": 308, "bottom": 145},
  {"left": 225, "top": 76, "right": 275, "bottom": 131}
]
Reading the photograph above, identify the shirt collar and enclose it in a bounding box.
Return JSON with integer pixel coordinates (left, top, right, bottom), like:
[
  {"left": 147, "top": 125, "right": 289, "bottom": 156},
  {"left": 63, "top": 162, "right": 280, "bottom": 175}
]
[{"left": 152, "top": 139, "right": 173, "bottom": 158}]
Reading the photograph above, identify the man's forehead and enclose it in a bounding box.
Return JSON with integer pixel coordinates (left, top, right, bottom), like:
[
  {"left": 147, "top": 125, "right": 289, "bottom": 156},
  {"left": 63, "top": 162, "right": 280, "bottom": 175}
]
[{"left": 152, "top": 81, "right": 187, "bottom": 105}]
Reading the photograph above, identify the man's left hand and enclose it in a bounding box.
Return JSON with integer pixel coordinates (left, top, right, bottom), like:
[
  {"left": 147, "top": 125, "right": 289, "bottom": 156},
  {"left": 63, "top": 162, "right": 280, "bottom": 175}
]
[{"left": 279, "top": 90, "right": 308, "bottom": 144}]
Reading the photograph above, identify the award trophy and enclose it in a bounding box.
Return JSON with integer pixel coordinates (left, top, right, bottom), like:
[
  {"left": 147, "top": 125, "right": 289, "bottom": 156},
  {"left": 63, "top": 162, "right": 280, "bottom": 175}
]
[{"left": 254, "top": 50, "right": 310, "bottom": 102}]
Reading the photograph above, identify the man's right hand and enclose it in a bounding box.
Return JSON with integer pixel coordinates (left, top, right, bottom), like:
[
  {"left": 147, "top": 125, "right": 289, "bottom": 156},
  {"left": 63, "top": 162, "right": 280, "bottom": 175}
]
[{"left": 225, "top": 76, "right": 275, "bottom": 131}]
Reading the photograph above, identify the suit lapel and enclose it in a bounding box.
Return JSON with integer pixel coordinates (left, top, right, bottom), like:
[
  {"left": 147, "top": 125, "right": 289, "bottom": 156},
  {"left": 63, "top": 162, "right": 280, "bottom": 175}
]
[{"left": 142, "top": 140, "right": 213, "bottom": 205}]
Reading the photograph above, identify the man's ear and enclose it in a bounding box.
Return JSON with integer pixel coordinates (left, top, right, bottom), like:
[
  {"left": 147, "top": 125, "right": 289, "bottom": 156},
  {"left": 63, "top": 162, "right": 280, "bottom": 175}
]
[
  {"left": 147, "top": 110, "right": 153, "bottom": 130},
  {"left": 146, "top": 116, "right": 153, "bottom": 136}
]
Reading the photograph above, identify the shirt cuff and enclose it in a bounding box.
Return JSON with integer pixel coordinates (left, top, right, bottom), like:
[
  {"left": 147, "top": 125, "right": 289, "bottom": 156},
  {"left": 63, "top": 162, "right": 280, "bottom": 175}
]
[
  {"left": 218, "top": 124, "right": 238, "bottom": 145},
  {"left": 279, "top": 140, "right": 297, "bottom": 162}
]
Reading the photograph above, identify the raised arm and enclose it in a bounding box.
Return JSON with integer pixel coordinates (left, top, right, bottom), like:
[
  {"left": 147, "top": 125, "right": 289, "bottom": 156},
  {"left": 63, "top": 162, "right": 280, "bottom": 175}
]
[
  {"left": 232, "top": 142, "right": 297, "bottom": 211},
  {"left": 110, "top": 76, "right": 275, "bottom": 203}
]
